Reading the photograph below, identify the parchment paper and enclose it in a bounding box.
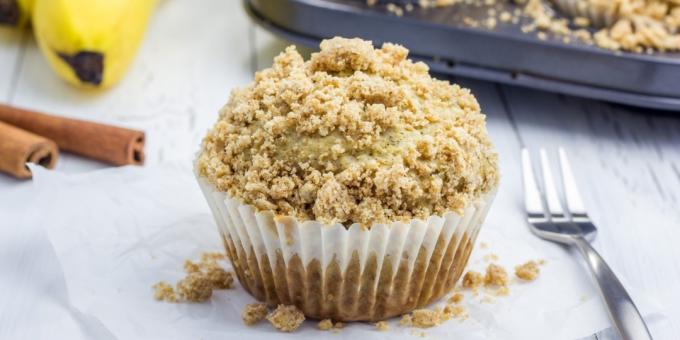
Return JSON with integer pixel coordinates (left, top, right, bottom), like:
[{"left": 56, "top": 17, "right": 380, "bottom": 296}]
[{"left": 5, "top": 164, "right": 665, "bottom": 339}]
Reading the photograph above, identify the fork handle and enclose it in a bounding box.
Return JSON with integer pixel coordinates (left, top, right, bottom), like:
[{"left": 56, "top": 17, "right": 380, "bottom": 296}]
[{"left": 573, "top": 237, "right": 653, "bottom": 340}]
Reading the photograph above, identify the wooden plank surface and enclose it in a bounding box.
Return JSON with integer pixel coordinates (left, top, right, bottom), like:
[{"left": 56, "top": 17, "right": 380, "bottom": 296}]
[{"left": 0, "top": 28, "right": 26, "bottom": 102}]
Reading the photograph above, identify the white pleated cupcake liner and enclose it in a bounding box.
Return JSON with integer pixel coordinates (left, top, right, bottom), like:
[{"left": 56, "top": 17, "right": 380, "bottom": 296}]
[
  {"left": 196, "top": 176, "right": 496, "bottom": 321},
  {"left": 551, "top": 0, "right": 617, "bottom": 28}
]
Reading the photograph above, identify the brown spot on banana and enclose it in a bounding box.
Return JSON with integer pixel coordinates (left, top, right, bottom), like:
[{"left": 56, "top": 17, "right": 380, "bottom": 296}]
[
  {"left": 58, "top": 51, "right": 105, "bottom": 86},
  {"left": 0, "top": 0, "right": 19, "bottom": 26}
]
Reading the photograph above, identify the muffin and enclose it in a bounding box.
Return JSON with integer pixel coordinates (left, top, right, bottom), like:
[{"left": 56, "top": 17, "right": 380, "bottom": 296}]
[{"left": 195, "top": 37, "right": 498, "bottom": 321}]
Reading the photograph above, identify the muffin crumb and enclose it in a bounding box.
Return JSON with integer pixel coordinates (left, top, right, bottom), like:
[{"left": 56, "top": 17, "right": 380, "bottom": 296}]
[
  {"left": 399, "top": 313, "right": 413, "bottom": 326},
  {"left": 400, "top": 309, "right": 442, "bottom": 328},
  {"left": 183, "top": 260, "right": 201, "bottom": 273},
  {"left": 515, "top": 260, "right": 540, "bottom": 281},
  {"left": 462, "top": 270, "right": 484, "bottom": 289},
  {"left": 374, "top": 321, "right": 390, "bottom": 331},
  {"left": 448, "top": 292, "right": 463, "bottom": 304},
  {"left": 152, "top": 281, "right": 177, "bottom": 302},
  {"left": 242, "top": 303, "right": 268, "bottom": 326},
  {"left": 484, "top": 263, "right": 508, "bottom": 286},
  {"left": 318, "top": 318, "right": 343, "bottom": 331},
  {"left": 443, "top": 303, "right": 467, "bottom": 319},
  {"left": 316, "top": 319, "right": 330, "bottom": 330},
  {"left": 495, "top": 286, "right": 510, "bottom": 296},
  {"left": 156, "top": 252, "right": 235, "bottom": 303},
  {"left": 483, "top": 253, "right": 499, "bottom": 262},
  {"left": 200, "top": 252, "right": 226, "bottom": 264},
  {"left": 205, "top": 266, "right": 234, "bottom": 289},
  {"left": 267, "top": 305, "right": 305, "bottom": 332},
  {"left": 176, "top": 272, "right": 213, "bottom": 302}
]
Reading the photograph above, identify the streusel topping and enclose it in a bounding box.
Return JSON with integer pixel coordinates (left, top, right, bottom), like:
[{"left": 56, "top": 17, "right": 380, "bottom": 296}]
[{"left": 198, "top": 37, "right": 498, "bottom": 227}]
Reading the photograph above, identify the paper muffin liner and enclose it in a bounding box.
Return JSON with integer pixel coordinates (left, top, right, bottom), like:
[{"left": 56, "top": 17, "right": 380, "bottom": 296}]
[
  {"left": 196, "top": 176, "right": 496, "bottom": 321},
  {"left": 551, "top": 0, "right": 617, "bottom": 28}
]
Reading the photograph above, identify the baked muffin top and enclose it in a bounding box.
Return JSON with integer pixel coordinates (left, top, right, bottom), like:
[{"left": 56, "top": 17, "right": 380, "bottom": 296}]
[{"left": 197, "top": 37, "right": 498, "bottom": 227}]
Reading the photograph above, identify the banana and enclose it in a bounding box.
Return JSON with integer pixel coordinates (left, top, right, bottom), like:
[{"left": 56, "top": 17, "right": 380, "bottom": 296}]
[
  {"left": 32, "top": 0, "right": 157, "bottom": 88},
  {"left": 0, "top": 0, "right": 34, "bottom": 27}
]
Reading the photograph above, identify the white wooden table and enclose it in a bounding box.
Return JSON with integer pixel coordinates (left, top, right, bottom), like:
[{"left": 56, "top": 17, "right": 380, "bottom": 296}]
[{"left": 1, "top": 1, "right": 678, "bottom": 339}]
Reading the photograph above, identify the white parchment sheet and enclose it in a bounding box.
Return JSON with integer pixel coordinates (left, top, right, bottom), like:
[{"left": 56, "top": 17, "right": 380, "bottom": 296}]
[{"left": 0, "top": 164, "right": 668, "bottom": 340}]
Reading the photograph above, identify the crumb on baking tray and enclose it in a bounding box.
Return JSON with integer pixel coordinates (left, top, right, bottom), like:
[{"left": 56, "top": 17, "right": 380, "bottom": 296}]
[
  {"left": 242, "top": 303, "right": 269, "bottom": 326},
  {"left": 267, "top": 305, "right": 306, "bottom": 332},
  {"left": 372, "top": 0, "right": 680, "bottom": 52}
]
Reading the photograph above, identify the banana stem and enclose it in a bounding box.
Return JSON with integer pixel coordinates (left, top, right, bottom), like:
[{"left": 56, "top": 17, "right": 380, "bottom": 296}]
[
  {"left": 0, "top": 0, "right": 19, "bottom": 26},
  {"left": 58, "top": 51, "right": 105, "bottom": 86}
]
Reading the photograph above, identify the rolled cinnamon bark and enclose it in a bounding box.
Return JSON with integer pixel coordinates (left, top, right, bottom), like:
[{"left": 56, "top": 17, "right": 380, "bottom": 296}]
[
  {"left": 0, "top": 121, "right": 58, "bottom": 179},
  {"left": 0, "top": 104, "right": 145, "bottom": 166}
]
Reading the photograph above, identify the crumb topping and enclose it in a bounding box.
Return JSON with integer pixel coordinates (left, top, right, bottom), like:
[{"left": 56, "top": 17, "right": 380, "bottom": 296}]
[
  {"left": 373, "top": 0, "right": 680, "bottom": 52},
  {"left": 515, "top": 260, "right": 540, "bottom": 281},
  {"left": 242, "top": 303, "right": 269, "bottom": 326},
  {"left": 198, "top": 37, "right": 498, "bottom": 227},
  {"left": 571, "top": 0, "right": 680, "bottom": 52},
  {"left": 267, "top": 305, "right": 306, "bottom": 332}
]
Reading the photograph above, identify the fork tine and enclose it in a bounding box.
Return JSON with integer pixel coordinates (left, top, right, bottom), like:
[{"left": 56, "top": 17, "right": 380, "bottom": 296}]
[
  {"left": 521, "top": 148, "right": 545, "bottom": 217},
  {"left": 540, "top": 149, "right": 566, "bottom": 220},
  {"left": 558, "top": 148, "right": 587, "bottom": 216}
]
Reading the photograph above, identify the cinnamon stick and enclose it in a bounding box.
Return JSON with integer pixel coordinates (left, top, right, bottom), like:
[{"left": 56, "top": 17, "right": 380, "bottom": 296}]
[
  {"left": 0, "top": 104, "right": 144, "bottom": 166},
  {"left": 0, "top": 121, "right": 58, "bottom": 179}
]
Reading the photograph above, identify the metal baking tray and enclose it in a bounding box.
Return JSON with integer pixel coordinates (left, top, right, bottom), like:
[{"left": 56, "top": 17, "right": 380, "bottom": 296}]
[{"left": 245, "top": 0, "right": 680, "bottom": 111}]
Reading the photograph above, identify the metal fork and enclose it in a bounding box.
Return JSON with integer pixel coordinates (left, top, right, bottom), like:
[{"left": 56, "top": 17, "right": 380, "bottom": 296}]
[{"left": 521, "top": 148, "right": 652, "bottom": 340}]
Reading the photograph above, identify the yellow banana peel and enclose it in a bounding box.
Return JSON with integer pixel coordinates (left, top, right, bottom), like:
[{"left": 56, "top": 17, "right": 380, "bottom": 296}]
[{"left": 32, "top": 0, "right": 157, "bottom": 88}]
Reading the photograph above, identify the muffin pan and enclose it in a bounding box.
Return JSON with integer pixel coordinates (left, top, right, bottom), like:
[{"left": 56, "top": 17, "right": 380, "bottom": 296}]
[{"left": 245, "top": 0, "right": 680, "bottom": 111}]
